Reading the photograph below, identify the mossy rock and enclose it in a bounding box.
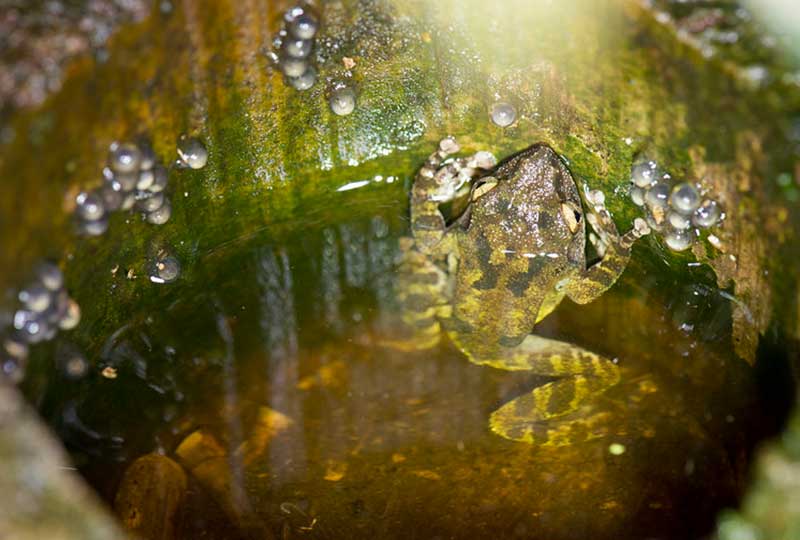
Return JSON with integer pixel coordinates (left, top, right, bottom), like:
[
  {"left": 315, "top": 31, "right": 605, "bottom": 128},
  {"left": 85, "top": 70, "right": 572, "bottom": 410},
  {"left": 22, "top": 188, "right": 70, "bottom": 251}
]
[{"left": 0, "top": 1, "right": 799, "bottom": 539}]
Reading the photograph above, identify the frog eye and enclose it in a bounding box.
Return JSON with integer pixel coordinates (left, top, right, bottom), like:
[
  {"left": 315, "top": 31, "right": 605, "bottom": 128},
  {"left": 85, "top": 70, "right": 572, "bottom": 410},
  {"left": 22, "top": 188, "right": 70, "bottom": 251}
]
[
  {"left": 561, "top": 202, "right": 582, "bottom": 234},
  {"left": 471, "top": 176, "right": 498, "bottom": 201}
]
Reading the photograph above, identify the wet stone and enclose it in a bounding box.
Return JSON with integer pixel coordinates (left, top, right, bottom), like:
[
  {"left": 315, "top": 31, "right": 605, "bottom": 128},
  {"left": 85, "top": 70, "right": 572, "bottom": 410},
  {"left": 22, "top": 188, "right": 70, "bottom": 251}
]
[
  {"left": 330, "top": 86, "right": 356, "bottom": 116},
  {"left": 490, "top": 102, "right": 517, "bottom": 127},
  {"left": 177, "top": 135, "right": 208, "bottom": 170}
]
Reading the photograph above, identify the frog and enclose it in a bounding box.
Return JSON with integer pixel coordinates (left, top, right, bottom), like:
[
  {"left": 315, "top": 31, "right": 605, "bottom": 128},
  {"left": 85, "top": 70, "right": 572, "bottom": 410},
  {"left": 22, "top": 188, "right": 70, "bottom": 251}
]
[{"left": 390, "top": 137, "right": 651, "bottom": 445}]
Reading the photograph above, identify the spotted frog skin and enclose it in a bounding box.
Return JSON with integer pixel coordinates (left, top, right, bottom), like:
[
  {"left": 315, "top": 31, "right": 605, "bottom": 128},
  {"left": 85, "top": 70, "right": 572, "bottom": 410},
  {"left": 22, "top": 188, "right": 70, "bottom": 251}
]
[{"left": 392, "top": 138, "right": 650, "bottom": 445}]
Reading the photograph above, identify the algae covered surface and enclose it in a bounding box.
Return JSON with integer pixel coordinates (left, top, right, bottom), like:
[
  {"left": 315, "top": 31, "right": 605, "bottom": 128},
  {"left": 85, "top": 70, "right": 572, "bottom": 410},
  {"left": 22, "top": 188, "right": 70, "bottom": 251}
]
[{"left": 0, "top": 0, "right": 799, "bottom": 539}]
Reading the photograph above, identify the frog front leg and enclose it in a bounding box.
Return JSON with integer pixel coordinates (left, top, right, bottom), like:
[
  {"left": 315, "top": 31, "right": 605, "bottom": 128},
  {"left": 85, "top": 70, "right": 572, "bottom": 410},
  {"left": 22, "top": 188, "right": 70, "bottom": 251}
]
[
  {"left": 386, "top": 139, "right": 496, "bottom": 351},
  {"left": 563, "top": 190, "right": 650, "bottom": 304},
  {"left": 411, "top": 137, "right": 496, "bottom": 256}
]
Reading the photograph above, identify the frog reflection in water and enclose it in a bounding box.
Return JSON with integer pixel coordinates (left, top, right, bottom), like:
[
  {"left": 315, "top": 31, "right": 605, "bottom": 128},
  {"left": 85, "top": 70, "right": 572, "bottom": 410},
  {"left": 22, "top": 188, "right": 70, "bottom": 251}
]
[{"left": 391, "top": 138, "right": 651, "bottom": 445}]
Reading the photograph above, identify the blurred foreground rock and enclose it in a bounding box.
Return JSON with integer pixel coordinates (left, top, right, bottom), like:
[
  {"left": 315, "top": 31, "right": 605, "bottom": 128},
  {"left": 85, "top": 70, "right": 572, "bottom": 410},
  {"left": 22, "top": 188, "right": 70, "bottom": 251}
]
[{"left": 0, "top": 382, "right": 125, "bottom": 540}]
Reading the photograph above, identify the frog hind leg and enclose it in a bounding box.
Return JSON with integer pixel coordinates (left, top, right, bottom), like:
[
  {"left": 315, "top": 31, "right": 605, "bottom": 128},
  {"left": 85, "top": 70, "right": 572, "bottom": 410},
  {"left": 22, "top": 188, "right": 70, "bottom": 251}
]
[
  {"left": 565, "top": 190, "right": 650, "bottom": 304},
  {"left": 478, "top": 335, "right": 621, "bottom": 445}
]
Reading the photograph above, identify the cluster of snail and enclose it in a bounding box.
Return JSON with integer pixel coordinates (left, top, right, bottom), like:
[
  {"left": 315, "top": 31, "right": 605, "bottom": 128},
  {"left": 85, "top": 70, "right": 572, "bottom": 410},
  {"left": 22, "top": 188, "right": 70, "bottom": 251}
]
[
  {"left": 272, "top": 5, "right": 320, "bottom": 91},
  {"left": 629, "top": 160, "right": 723, "bottom": 252},
  {"left": 75, "top": 141, "right": 171, "bottom": 235},
  {"left": 1, "top": 263, "right": 79, "bottom": 383}
]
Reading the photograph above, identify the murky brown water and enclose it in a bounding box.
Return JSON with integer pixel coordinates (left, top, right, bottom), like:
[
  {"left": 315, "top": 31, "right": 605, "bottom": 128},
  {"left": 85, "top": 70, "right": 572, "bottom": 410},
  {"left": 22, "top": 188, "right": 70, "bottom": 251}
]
[{"left": 28, "top": 202, "right": 793, "bottom": 540}]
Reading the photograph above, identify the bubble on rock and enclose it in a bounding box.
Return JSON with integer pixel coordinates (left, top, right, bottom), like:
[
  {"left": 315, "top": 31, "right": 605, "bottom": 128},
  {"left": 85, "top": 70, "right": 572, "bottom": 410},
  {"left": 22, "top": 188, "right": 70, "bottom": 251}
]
[
  {"left": 120, "top": 193, "right": 136, "bottom": 211},
  {"left": 288, "top": 65, "right": 317, "bottom": 91},
  {"left": 692, "top": 199, "right": 721, "bottom": 228},
  {"left": 13, "top": 309, "right": 48, "bottom": 344},
  {"left": 100, "top": 184, "right": 124, "bottom": 212},
  {"left": 58, "top": 299, "right": 81, "bottom": 331},
  {"left": 330, "top": 86, "right": 356, "bottom": 116},
  {"left": 75, "top": 191, "right": 106, "bottom": 221},
  {"left": 36, "top": 262, "right": 63, "bottom": 292},
  {"left": 61, "top": 352, "right": 89, "bottom": 380},
  {"left": 668, "top": 211, "right": 691, "bottom": 230},
  {"left": 149, "top": 255, "right": 181, "bottom": 284},
  {"left": 665, "top": 228, "right": 694, "bottom": 252},
  {"left": 137, "top": 169, "right": 155, "bottom": 190},
  {"left": 631, "top": 160, "right": 659, "bottom": 188},
  {"left": 645, "top": 182, "right": 671, "bottom": 208},
  {"left": 177, "top": 135, "right": 208, "bottom": 170},
  {"left": 288, "top": 12, "right": 318, "bottom": 40},
  {"left": 48, "top": 289, "right": 70, "bottom": 323},
  {"left": 285, "top": 37, "right": 312, "bottom": 58},
  {"left": 1, "top": 353, "right": 27, "bottom": 384},
  {"left": 137, "top": 192, "right": 166, "bottom": 213},
  {"left": 80, "top": 215, "right": 110, "bottom": 236},
  {"left": 149, "top": 166, "right": 168, "bottom": 193},
  {"left": 108, "top": 142, "right": 141, "bottom": 174},
  {"left": 669, "top": 182, "right": 701, "bottom": 214},
  {"left": 284, "top": 5, "right": 305, "bottom": 24},
  {"left": 3, "top": 336, "right": 29, "bottom": 361},
  {"left": 139, "top": 145, "right": 156, "bottom": 170},
  {"left": 630, "top": 186, "right": 646, "bottom": 206},
  {"left": 147, "top": 201, "right": 172, "bottom": 225},
  {"left": 282, "top": 56, "right": 308, "bottom": 78},
  {"left": 490, "top": 102, "right": 517, "bottom": 127},
  {"left": 18, "top": 284, "right": 52, "bottom": 313},
  {"left": 645, "top": 213, "right": 664, "bottom": 232},
  {"left": 114, "top": 170, "right": 138, "bottom": 191}
]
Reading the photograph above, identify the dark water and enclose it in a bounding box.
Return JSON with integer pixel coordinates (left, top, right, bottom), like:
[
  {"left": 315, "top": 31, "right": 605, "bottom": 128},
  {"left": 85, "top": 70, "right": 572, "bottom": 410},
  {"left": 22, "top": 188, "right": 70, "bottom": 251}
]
[{"left": 27, "top": 193, "right": 795, "bottom": 540}]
